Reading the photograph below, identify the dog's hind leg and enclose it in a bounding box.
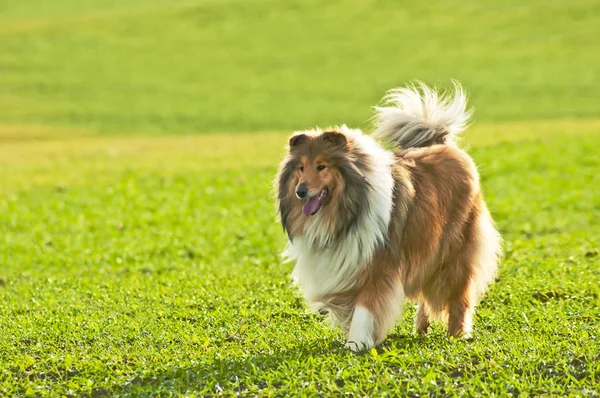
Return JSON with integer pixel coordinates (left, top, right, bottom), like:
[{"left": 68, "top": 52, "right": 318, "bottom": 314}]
[
  {"left": 447, "top": 296, "right": 474, "bottom": 339},
  {"left": 415, "top": 302, "right": 431, "bottom": 334}
]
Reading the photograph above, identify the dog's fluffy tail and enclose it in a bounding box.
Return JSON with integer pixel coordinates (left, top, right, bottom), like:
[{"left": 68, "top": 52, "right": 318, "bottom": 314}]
[{"left": 372, "top": 81, "right": 472, "bottom": 148}]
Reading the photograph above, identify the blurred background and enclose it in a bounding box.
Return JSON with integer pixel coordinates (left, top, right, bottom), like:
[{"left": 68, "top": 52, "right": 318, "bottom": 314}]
[{"left": 1, "top": 0, "right": 598, "bottom": 136}]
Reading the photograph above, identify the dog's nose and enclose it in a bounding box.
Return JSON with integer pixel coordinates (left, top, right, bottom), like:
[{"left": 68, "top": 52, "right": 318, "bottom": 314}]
[{"left": 296, "top": 184, "right": 308, "bottom": 199}]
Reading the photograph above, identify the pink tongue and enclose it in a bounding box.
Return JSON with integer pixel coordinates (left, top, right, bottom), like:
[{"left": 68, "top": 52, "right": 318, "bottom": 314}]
[{"left": 302, "top": 195, "right": 321, "bottom": 216}]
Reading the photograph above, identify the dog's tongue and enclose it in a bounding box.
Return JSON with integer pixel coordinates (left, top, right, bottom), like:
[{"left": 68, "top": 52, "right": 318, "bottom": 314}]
[{"left": 302, "top": 195, "right": 321, "bottom": 216}]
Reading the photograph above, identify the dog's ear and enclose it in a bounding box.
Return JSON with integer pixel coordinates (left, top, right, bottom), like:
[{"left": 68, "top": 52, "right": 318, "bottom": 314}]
[
  {"left": 322, "top": 131, "right": 347, "bottom": 148},
  {"left": 289, "top": 133, "right": 308, "bottom": 149}
]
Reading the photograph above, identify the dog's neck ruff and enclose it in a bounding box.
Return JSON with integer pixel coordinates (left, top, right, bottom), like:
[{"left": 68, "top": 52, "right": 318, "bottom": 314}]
[{"left": 284, "top": 128, "right": 395, "bottom": 300}]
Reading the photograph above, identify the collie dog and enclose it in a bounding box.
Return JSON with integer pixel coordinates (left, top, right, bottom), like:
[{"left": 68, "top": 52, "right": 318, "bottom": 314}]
[{"left": 276, "top": 82, "right": 501, "bottom": 351}]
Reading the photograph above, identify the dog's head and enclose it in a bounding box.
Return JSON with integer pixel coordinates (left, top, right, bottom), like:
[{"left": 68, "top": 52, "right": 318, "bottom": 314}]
[
  {"left": 287, "top": 130, "right": 347, "bottom": 216},
  {"left": 276, "top": 127, "right": 371, "bottom": 240}
]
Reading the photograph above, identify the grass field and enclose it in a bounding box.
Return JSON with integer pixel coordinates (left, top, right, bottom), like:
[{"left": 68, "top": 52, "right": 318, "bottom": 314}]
[
  {"left": 1, "top": 0, "right": 600, "bottom": 133},
  {"left": 1, "top": 0, "right": 600, "bottom": 396}
]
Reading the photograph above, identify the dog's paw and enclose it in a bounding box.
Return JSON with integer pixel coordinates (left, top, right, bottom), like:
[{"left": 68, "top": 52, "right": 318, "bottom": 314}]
[
  {"left": 346, "top": 306, "right": 376, "bottom": 352},
  {"left": 345, "top": 339, "right": 373, "bottom": 352},
  {"left": 448, "top": 328, "right": 473, "bottom": 340},
  {"left": 415, "top": 326, "right": 430, "bottom": 335}
]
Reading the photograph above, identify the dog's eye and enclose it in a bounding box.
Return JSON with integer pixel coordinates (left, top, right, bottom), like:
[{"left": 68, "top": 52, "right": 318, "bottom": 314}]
[
  {"left": 316, "top": 165, "right": 326, "bottom": 171},
  {"left": 299, "top": 166, "right": 304, "bottom": 172}
]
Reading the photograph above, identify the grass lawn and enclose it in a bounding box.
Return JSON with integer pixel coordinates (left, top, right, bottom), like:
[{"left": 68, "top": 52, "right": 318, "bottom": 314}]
[
  {"left": 1, "top": 122, "right": 599, "bottom": 396},
  {"left": 1, "top": 0, "right": 599, "bottom": 396}
]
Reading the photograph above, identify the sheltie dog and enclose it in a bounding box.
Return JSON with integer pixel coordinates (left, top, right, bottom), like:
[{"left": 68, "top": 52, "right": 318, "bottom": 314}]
[{"left": 275, "top": 82, "right": 501, "bottom": 351}]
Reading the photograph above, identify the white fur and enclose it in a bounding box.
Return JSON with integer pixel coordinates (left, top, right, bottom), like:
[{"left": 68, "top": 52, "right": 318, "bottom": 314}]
[
  {"left": 471, "top": 207, "right": 502, "bottom": 301},
  {"left": 346, "top": 306, "right": 375, "bottom": 352},
  {"left": 462, "top": 307, "right": 474, "bottom": 340},
  {"left": 372, "top": 81, "right": 471, "bottom": 148},
  {"left": 285, "top": 126, "right": 395, "bottom": 302},
  {"left": 378, "top": 282, "right": 406, "bottom": 340}
]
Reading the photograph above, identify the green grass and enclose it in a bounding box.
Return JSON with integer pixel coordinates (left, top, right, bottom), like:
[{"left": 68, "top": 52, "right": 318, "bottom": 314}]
[
  {"left": 1, "top": 0, "right": 600, "bottom": 396},
  {"left": 1, "top": 0, "right": 599, "bottom": 134},
  {"left": 1, "top": 123, "right": 599, "bottom": 396}
]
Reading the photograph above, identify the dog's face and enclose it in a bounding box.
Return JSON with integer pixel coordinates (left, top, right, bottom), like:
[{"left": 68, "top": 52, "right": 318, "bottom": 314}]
[
  {"left": 277, "top": 127, "right": 371, "bottom": 240},
  {"left": 287, "top": 130, "right": 347, "bottom": 216}
]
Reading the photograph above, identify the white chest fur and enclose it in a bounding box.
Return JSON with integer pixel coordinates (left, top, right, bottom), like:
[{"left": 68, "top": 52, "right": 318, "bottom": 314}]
[{"left": 284, "top": 128, "right": 395, "bottom": 304}]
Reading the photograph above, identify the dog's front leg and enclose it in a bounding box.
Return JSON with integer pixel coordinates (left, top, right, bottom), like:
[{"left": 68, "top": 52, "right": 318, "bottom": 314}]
[
  {"left": 345, "top": 305, "right": 376, "bottom": 352},
  {"left": 345, "top": 280, "right": 405, "bottom": 352}
]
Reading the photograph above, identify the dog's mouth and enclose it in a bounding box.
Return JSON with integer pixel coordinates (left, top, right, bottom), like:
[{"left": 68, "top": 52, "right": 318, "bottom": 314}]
[{"left": 302, "top": 188, "right": 328, "bottom": 216}]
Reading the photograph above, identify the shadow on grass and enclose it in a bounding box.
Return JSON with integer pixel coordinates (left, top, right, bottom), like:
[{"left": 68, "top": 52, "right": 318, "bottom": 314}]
[
  {"left": 103, "top": 333, "right": 433, "bottom": 396},
  {"left": 93, "top": 330, "right": 596, "bottom": 396}
]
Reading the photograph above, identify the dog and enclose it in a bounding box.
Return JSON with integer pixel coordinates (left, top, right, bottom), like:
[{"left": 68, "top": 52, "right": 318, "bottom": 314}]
[{"left": 275, "top": 82, "right": 501, "bottom": 351}]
